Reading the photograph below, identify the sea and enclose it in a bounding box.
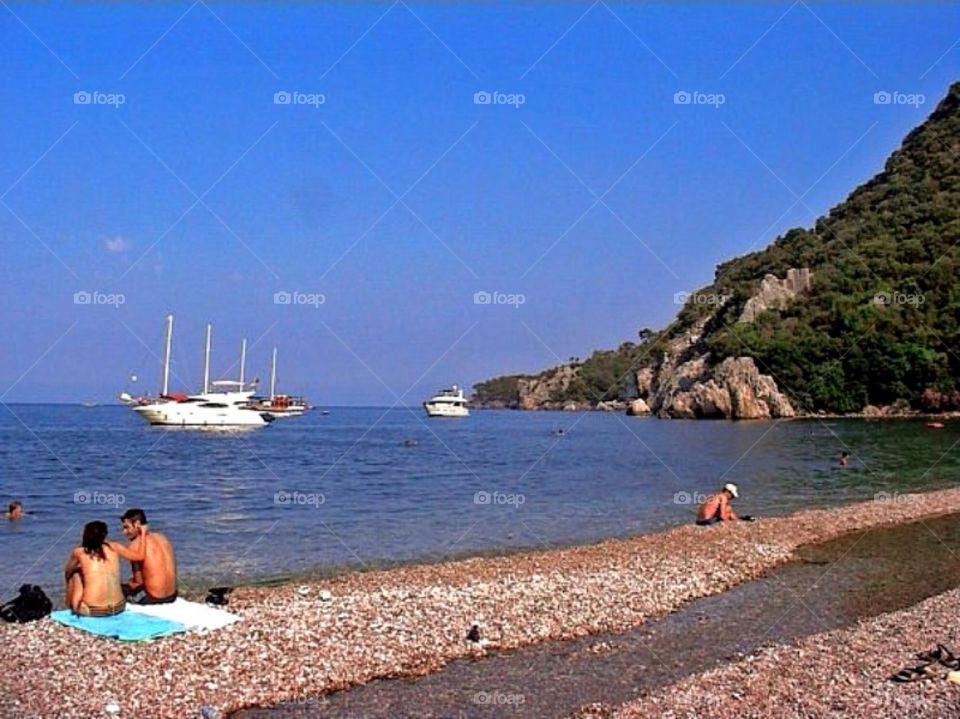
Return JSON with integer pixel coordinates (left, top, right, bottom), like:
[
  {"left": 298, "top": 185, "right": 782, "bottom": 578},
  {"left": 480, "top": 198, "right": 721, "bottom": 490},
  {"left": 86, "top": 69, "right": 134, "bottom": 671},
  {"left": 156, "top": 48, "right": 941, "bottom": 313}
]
[{"left": 1, "top": 404, "right": 957, "bottom": 597}]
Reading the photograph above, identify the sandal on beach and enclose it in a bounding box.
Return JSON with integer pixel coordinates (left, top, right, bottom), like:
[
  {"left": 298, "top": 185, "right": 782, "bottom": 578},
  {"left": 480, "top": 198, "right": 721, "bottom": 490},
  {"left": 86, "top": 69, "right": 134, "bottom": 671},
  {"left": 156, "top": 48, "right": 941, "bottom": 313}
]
[
  {"left": 890, "top": 663, "right": 938, "bottom": 683},
  {"left": 916, "top": 643, "right": 957, "bottom": 664}
]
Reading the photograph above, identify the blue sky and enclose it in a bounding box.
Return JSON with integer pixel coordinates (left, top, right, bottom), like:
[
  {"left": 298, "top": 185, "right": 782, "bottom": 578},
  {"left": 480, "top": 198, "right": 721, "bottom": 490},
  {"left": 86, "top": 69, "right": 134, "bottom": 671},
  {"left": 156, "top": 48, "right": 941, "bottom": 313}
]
[{"left": 1, "top": 2, "right": 958, "bottom": 405}]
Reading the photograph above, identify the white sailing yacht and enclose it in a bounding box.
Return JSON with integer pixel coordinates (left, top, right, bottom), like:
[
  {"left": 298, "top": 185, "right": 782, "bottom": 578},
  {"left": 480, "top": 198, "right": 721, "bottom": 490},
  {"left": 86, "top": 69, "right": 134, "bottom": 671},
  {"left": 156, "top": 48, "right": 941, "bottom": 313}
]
[{"left": 120, "top": 316, "right": 273, "bottom": 427}]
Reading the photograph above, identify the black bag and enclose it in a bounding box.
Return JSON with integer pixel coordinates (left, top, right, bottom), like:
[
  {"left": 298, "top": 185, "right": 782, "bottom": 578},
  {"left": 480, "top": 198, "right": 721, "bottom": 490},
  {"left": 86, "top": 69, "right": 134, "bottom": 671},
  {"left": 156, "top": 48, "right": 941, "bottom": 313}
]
[{"left": 0, "top": 584, "right": 52, "bottom": 623}]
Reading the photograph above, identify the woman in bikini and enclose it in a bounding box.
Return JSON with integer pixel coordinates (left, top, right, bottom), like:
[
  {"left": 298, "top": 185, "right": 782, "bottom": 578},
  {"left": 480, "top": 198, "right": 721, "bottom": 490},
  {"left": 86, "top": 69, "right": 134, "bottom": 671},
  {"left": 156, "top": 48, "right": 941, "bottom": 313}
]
[{"left": 64, "top": 521, "right": 146, "bottom": 616}]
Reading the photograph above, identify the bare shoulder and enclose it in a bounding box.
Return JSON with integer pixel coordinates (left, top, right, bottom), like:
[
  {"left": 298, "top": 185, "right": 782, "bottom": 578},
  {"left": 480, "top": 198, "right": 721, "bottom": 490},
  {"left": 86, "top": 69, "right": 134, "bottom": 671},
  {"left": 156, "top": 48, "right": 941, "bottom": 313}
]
[{"left": 149, "top": 530, "right": 172, "bottom": 548}]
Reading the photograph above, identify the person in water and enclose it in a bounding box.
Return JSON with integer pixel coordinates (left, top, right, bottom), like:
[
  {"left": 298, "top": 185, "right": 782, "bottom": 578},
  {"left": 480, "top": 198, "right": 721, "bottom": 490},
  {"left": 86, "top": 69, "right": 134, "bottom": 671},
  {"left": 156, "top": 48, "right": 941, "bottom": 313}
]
[
  {"left": 4, "top": 500, "right": 23, "bottom": 520},
  {"left": 839, "top": 451, "right": 849, "bottom": 467},
  {"left": 119, "top": 508, "right": 178, "bottom": 604},
  {"left": 695, "top": 483, "right": 740, "bottom": 525},
  {"left": 64, "top": 520, "right": 145, "bottom": 616}
]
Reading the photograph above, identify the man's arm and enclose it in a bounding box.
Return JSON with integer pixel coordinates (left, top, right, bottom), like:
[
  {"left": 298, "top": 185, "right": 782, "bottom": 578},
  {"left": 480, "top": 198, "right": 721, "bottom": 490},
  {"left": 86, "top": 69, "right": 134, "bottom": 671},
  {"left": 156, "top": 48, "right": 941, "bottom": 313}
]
[
  {"left": 720, "top": 497, "right": 737, "bottom": 521},
  {"left": 108, "top": 534, "right": 147, "bottom": 562}
]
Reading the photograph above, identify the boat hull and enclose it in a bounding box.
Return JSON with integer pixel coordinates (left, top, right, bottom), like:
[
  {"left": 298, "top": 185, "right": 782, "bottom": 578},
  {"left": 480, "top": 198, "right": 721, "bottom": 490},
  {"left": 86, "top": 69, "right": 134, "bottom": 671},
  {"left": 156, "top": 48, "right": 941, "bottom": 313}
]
[
  {"left": 423, "top": 402, "right": 469, "bottom": 418},
  {"left": 133, "top": 403, "right": 271, "bottom": 426}
]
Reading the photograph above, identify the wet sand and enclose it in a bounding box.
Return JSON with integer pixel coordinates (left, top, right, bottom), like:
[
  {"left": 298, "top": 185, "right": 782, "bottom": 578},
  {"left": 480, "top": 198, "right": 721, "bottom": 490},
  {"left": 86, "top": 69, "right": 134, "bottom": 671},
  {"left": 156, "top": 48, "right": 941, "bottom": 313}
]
[
  {"left": 233, "top": 513, "right": 960, "bottom": 717},
  {"left": 4, "top": 488, "right": 960, "bottom": 718}
]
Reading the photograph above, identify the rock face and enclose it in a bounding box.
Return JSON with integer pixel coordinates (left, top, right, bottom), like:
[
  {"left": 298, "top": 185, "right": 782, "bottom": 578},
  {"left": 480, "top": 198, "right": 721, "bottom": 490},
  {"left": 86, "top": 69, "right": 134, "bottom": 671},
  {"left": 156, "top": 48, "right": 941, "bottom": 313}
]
[
  {"left": 487, "top": 270, "right": 809, "bottom": 418},
  {"left": 649, "top": 356, "right": 795, "bottom": 420},
  {"left": 739, "top": 268, "right": 813, "bottom": 323},
  {"left": 622, "top": 315, "right": 795, "bottom": 420},
  {"left": 517, "top": 365, "right": 578, "bottom": 410}
]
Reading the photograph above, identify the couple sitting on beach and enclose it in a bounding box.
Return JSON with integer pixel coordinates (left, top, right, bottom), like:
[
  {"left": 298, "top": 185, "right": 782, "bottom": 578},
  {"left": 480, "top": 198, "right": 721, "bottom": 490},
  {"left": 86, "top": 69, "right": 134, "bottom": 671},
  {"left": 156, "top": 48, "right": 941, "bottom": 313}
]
[{"left": 64, "top": 509, "right": 177, "bottom": 617}]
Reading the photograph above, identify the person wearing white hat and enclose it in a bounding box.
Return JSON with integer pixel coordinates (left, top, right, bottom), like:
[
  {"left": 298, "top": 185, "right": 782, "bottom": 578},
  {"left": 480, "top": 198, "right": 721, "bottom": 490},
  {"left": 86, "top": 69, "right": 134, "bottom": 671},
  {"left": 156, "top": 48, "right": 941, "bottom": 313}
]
[{"left": 695, "top": 483, "right": 740, "bottom": 525}]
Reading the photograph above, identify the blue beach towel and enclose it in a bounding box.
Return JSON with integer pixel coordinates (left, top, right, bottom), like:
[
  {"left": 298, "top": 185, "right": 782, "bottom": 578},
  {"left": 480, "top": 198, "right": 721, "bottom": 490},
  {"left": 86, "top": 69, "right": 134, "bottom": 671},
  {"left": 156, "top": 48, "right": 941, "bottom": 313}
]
[{"left": 49, "top": 609, "right": 186, "bottom": 641}]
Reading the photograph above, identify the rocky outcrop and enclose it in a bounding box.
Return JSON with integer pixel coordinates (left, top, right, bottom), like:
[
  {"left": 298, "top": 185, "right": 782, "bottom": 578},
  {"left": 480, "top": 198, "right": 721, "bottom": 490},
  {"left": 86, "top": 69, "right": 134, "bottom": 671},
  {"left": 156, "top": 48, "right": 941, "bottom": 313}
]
[
  {"left": 481, "top": 271, "right": 806, "bottom": 419},
  {"left": 739, "top": 268, "right": 812, "bottom": 323},
  {"left": 517, "top": 365, "right": 578, "bottom": 410},
  {"left": 650, "top": 356, "right": 795, "bottom": 419}
]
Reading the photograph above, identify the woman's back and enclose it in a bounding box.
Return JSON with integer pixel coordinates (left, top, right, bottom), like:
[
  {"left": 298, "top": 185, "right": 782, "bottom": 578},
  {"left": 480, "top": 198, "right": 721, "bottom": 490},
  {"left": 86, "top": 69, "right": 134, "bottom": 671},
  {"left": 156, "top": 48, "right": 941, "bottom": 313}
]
[{"left": 76, "top": 543, "right": 123, "bottom": 608}]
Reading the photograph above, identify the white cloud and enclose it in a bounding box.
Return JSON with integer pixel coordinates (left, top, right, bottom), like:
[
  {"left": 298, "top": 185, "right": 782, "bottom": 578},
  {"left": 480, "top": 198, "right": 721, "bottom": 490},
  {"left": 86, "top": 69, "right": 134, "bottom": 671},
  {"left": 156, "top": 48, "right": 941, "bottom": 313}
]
[{"left": 103, "top": 236, "right": 129, "bottom": 253}]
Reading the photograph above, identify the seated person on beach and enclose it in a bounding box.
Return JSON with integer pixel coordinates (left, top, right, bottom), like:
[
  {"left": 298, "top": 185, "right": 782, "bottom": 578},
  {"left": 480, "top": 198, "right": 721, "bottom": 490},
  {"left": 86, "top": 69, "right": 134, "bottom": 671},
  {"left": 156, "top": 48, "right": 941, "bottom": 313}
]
[
  {"left": 695, "top": 483, "right": 740, "bottom": 525},
  {"left": 64, "top": 520, "right": 143, "bottom": 616},
  {"left": 4, "top": 500, "right": 23, "bottom": 520},
  {"left": 118, "top": 508, "right": 178, "bottom": 604}
]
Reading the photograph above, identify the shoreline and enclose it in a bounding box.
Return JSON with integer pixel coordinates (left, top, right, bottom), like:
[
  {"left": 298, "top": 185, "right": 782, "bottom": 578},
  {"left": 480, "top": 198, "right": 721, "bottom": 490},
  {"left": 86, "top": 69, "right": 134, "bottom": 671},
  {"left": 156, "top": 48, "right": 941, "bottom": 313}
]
[
  {"left": 6, "top": 488, "right": 960, "bottom": 717},
  {"left": 468, "top": 404, "right": 960, "bottom": 421}
]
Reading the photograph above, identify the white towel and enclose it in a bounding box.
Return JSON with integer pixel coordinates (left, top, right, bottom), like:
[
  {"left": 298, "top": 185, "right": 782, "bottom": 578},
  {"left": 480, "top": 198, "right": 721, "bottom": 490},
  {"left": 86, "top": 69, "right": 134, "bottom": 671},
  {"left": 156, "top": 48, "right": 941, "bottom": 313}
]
[{"left": 126, "top": 598, "right": 240, "bottom": 632}]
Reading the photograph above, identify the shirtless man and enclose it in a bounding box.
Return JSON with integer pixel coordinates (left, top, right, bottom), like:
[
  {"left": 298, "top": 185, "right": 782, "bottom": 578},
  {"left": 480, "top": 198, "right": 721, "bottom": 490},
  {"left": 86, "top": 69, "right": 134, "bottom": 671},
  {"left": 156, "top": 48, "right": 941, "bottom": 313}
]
[
  {"left": 118, "top": 508, "right": 178, "bottom": 604},
  {"left": 64, "top": 520, "right": 145, "bottom": 616},
  {"left": 695, "top": 483, "right": 739, "bottom": 525}
]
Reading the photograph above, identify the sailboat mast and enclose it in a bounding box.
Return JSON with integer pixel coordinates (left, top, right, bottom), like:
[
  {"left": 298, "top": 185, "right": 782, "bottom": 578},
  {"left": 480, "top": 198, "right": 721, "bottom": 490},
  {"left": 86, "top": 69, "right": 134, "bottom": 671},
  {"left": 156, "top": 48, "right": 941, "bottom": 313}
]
[
  {"left": 270, "top": 347, "right": 277, "bottom": 400},
  {"left": 161, "top": 314, "right": 173, "bottom": 397},
  {"left": 202, "top": 324, "right": 211, "bottom": 394},
  {"left": 239, "top": 338, "right": 247, "bottom": 389}
]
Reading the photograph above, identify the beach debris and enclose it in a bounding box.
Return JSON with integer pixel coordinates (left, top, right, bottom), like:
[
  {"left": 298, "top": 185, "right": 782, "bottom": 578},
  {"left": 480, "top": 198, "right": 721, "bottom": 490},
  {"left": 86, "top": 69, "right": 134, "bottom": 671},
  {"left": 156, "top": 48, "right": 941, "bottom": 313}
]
[
  {"left": 466, "top": 623, "right": 481, "bottom": 643},
  {"left": 204, "top": 587, "right": 233, "bottom": 606}
]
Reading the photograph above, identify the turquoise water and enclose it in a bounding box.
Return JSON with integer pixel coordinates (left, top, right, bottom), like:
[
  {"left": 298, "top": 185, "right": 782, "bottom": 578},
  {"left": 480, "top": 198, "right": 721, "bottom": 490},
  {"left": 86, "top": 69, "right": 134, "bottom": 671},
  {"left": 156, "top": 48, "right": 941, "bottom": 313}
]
[{"left": 0, "top": 405, "right": 957, "bottom": 596}]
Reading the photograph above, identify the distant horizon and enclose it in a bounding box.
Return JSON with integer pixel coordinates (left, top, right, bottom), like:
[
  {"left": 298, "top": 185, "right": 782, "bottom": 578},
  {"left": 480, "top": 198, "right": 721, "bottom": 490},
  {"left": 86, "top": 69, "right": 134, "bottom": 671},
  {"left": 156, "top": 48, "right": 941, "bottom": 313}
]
[{"left": 2, "top": 4, "right": 956, "bottom": 404}]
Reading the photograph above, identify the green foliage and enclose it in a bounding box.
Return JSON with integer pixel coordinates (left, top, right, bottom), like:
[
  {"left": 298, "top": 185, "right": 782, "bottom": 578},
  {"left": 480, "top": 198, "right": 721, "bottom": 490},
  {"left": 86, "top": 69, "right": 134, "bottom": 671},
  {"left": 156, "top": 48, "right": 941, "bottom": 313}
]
[
  {"left": 699, "top": 83, "right": 960, "bottom": 412},
  {"left": 471, "top": 374, "right": 526, "bottom": 404}
]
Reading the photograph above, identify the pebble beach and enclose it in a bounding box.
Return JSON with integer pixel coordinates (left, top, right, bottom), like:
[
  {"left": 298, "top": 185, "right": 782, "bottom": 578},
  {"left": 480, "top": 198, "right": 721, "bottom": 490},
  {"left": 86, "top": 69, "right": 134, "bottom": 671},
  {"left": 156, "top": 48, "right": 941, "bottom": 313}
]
[
  {"left": 606, "top": 584, "right": 960, "bottom": 718},
  {"left": 5, "top": 488, "right": 960, "bottom": 717}
]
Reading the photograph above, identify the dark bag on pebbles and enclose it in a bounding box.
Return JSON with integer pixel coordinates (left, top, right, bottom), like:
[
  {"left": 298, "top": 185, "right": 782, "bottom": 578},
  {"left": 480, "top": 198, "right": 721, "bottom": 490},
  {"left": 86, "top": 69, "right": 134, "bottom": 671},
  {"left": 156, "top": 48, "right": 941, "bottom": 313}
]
[{"left": 0, "top": 584, "right": 53, "bottom": 623}]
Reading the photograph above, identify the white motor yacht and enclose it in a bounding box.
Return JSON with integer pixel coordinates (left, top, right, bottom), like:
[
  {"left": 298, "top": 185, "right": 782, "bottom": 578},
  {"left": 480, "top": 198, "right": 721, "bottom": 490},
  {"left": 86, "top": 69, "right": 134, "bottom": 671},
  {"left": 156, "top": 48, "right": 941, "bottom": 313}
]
[{"left": 423, "top": 385, "right": 469, "bottom": 417}]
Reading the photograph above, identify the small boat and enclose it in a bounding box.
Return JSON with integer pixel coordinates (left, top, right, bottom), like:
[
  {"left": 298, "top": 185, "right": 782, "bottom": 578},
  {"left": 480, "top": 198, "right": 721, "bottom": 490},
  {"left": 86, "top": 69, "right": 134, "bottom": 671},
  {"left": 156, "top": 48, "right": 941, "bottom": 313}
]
[
  {"left": 245, "top": 347, "right": 310, "bottom": 418},
  {"left": 423, "top": 385, "right": 469, "bottom": 418},
  {"left": 927, "top": 421, "right": 945, "bottom": 429}
]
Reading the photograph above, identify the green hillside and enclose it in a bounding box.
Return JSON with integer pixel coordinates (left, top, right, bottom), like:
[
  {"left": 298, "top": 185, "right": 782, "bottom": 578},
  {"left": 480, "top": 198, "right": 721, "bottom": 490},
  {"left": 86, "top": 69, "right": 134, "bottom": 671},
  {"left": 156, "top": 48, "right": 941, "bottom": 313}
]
[{"left": 474, "top": 82, "right": 960, "bottom": 414}]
